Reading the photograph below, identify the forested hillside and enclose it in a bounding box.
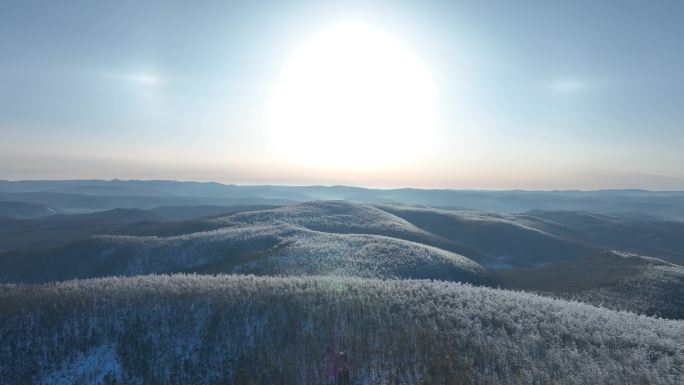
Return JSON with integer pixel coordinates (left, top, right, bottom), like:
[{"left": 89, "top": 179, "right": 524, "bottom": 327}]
[
  {"left": 3, "top": 201, "right": 684, "bottom": 320},
  {"left": 1, "top": 275, "right": 682, "bottom": 385},
  {"left": 495, "top": 251, "right": 684, "bottom": 319},
  {"left": 521, "top": 210, "right": 684, "bottom": 265},
  {"left": 0, "top": 201, "right": 487, "bottom": 284},
  {"left": 375, "top": 204, "right": 596, "bottom": 266}
]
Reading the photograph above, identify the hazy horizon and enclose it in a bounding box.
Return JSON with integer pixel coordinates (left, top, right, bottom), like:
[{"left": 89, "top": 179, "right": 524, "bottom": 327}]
[
  {"left": 3, "top": 177, "right": 684, "bottom": 193},
  {"left": 2, "top": 0, "right": 683, "bottom": 189}
]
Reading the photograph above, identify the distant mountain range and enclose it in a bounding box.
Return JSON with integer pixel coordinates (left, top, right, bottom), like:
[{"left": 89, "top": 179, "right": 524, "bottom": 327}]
[{"left": 2, "top": 179, "right": 684, "bottom": 220}]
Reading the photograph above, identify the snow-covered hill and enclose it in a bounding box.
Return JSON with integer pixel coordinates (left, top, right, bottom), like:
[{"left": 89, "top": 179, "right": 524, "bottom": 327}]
[
  {"left": 495, "top": 251, "right": 684, "bottom": 319},
  {"left": 1, "top": 274, "right": 682, "bottom": 385},
  {"left": 0, "top": 201, "right": 486, "bottom": 283}
]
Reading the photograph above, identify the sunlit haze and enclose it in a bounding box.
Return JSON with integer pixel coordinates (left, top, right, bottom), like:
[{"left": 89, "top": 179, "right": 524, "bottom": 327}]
[
  {"left": 1, "top": 0, "right": 683, "bottom": 189},
  {"left": 265, "top": 21, "right": 440, "bottom": 171}
]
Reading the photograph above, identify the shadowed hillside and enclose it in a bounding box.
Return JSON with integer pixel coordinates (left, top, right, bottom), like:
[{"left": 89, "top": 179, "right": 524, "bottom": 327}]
[
  {"left": 0, "top": 201, "right": 56, "bottom": 219},
  {"left": 494, "top": 251, "right": 684, "bottom": 319},
  {"left": 0, "top": 209, "right": 162, "bottom": 251},
  {"left": 521, "top": 210, "right": 684, "bottom": 265},
  {"left": 376, "top": 204, "right": 596, "bottom": 267},
  {"left": 0, "top": 205, "right": 277, "bottom": 252}
]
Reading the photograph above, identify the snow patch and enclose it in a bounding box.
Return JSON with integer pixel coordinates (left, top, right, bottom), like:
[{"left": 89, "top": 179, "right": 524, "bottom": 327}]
[{"left": 39, "top": 345, "right": 121, "bottom": 385}]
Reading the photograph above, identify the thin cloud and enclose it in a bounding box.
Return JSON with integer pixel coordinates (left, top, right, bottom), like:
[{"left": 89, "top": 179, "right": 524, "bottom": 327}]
[
  {"left": 97, "top": 71, "right": 165, "bottom": 86},
  {"left": 547, "top": 79, "right": 593, "bottom": 93}
]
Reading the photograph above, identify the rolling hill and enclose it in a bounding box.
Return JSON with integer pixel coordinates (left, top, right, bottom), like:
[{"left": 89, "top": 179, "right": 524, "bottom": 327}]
[
  {"left": 376, "top": 204, "right": 596, "bottom": 267},
  {"left": 0, "top": 205, "right": 280, "bottom": 252},
  {"left": 1, "top": 200, "right": 682, "bottom": 320},
  {"left": 148, "top": 204, "right": 278, "bottom": 221},
  {"left": 521, "top": 210, "right": 684, "bottom": 265},
  {"left": 0, "top": 201, "right": 56, "bottom": 219},
  {"left": 0, "top": 190, "right": 291, "bottom": 213},
  {"left": 0, "top": 202, "right": 486, "bottom": 284},
  {"left": 0, "top": 208, "right": 164, "bottom": 251},
  {"left": 1, "top": 274, "right": 682, "bottom": 385},
  {"left": 494, "top": 251, "right": 684, "bottom": 319}
]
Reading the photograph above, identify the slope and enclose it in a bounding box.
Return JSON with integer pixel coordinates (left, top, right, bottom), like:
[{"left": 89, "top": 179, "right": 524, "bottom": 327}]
[
  {"left": 0, "top": 201, "right": 56, "bottom": 219},
  {"left": 522, "top": 210, "right": 684, "bottom": 265},
  {"left": 0, "top": 208, "right": 163, "bottom": 251},
  {"left": 375, "top": 204, "right": 596, "bottom": 267},
  {"left": 494, "top": 251, "right": 684, "bottom": 319},
  {"left": 209, "top": 201, "right": 490, "bottom": 263},
  {"left": 0, "top": 201, "right": 486, "bottom": 283},
  {"left": 1, "top": 275, "right": 682, "bottom": 385}
]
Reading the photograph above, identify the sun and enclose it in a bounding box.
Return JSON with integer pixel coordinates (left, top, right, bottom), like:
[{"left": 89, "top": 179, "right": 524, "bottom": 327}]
[{"left": 264, "top": 21, "right": 441, "bottom": 171}]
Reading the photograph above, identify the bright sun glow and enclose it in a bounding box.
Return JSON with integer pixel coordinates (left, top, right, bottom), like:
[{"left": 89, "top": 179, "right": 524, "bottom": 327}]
[{"left": 265, "top": 22, "right": 441, "bottom": 170}]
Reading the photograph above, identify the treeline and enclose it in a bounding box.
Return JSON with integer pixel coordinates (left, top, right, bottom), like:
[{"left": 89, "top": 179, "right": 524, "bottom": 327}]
[{"left": 1, "top": 274, "right": 682, "bottom": 385}]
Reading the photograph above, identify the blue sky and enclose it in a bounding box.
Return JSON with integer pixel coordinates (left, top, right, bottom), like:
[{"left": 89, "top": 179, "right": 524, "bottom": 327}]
[{"left": 1, "top": 0, "right": 683, "bottom": 189}]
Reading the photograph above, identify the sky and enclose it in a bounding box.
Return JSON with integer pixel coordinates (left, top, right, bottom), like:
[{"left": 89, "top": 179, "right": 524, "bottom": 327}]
[{"left": 1, "top": 0, "right": 683, "bottom": 189}]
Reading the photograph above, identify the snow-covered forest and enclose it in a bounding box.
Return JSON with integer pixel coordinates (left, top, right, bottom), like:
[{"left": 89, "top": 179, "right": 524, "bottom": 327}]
[
  {"left": 1, "top": 274, "right": 683, "bottom": 385},
  {"left": 2, "top": 200, "right": 684, "bottom": 384}
]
